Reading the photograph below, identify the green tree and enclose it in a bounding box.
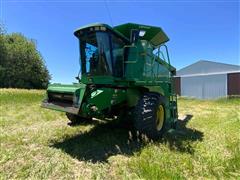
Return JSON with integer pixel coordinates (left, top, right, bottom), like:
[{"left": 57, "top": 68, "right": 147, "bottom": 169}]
[
  {"left": 0, "top": 24, "right": 6, "bottom": 84},
  {"left": 0, "top": 30, "right": 51, "bottom": 89}
]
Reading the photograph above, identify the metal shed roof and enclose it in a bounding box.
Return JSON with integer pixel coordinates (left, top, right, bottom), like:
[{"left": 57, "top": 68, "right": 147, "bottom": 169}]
[{"left": 176, "top": 60, "right": 240, "bottom": 77}]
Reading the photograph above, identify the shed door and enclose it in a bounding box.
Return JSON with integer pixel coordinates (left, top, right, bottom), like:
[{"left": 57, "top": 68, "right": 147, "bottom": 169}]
[
  {"left": 181, "top": 74, "right": 227, "bottom": 99},
  {"left": 227, "top": 73, "right": 240, "bottom": 95}
]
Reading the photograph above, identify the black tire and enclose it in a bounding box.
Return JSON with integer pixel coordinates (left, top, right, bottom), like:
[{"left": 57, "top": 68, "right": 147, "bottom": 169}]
[
  {"left": 66, "top": 113, "right": 92, "bottom": 124},
  {"left": 133, "top": 92, "right": 166, "bottom": 140}
]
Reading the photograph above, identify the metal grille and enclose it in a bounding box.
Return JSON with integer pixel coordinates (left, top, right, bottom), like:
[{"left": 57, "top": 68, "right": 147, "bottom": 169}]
[{"left": 48, "top": 92, "right": 74, "bottom": 104}]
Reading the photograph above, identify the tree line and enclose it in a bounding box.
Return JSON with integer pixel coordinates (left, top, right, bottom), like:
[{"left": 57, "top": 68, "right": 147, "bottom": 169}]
[{"left": 0, "top": 25, "right": 51, "bottom": 89}]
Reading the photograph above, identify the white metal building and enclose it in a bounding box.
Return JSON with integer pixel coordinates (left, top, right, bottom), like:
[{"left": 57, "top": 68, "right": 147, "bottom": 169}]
[{"left": 174, "top": 60, "right": 240, "bottom": 99}]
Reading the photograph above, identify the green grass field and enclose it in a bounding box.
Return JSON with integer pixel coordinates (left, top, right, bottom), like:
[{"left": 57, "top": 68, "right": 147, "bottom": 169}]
[{"left": 0, "top": 89, "right": 239, "bottom": 179}]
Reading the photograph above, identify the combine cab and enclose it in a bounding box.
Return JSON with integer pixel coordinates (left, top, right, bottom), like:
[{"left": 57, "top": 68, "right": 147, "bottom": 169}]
[{"left": 42, "top": 23, "right": 178, "bottom": 139}]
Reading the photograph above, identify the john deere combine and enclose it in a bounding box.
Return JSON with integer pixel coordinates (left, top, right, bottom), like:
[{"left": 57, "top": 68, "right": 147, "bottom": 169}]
[{"left": 42, "top": 23, "right": 178, "bottom": 139}]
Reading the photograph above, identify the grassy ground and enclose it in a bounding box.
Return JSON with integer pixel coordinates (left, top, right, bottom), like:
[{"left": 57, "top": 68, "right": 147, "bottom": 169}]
[{"left": 0, "top": 89, "right": 239, "bottom": 179}]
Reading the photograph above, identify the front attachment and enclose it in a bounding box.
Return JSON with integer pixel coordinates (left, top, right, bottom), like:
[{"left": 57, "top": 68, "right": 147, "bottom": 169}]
[{"left": 41, "top": 83, "right": 86, "bottom": 115}]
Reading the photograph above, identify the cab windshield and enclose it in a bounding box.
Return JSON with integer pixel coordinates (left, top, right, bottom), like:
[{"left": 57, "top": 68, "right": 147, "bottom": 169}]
[{"left": 78, "top": 30, "right": 125, "bottom": 77}]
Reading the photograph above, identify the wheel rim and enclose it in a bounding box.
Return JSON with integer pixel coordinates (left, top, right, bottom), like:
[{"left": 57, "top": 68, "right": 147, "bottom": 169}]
[{"left": 156, "top": 104, "right": 164, "bottom": 131}]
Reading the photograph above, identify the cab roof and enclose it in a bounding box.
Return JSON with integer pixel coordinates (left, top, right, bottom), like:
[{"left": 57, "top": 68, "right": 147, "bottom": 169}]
[
  {"left": 74, "top": 23, "right": 129, "bottom": 42},
  {"left": 74, "top": 23, "right": 169, "bottom": 47}
]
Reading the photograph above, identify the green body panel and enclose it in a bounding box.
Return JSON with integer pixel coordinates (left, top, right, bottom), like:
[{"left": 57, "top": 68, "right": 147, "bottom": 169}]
[
  {"left": 47, "top": 83, "right": 85, "bottom": 94},
  {"left": 81, "top": 75, "right": 115, "bottom": 85},
  {"left": 126, "top": 89, "right": 141, "bottom": 107},
  {"left": 88, "top": 88, "right": 126, "bottom": 111},
  {"left": 144, "top": 86, "right": 165, "bottom": 96},
  {"left": 42, "top": 22, "right": 178, "bottom": 127}
]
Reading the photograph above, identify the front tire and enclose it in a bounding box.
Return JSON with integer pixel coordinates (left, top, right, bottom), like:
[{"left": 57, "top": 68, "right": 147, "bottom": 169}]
[{"left": 133, "top": 93, "right": 166, "bottom": 140}]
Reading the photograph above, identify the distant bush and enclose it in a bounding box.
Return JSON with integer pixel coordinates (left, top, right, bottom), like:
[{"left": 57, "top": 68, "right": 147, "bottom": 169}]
[{"left": 0, "top": 25, "right": 50, "bottom": 89}]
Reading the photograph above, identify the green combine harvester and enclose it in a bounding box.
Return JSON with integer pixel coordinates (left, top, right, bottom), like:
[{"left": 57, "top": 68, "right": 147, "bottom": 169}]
[{"left": 42, "top": 23, "right": 178, "bottom": 139}]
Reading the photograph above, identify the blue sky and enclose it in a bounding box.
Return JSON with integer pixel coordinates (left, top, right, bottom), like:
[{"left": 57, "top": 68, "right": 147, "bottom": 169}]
[{"left": 1, "top": 0, "right": 239, "bottom": 83}]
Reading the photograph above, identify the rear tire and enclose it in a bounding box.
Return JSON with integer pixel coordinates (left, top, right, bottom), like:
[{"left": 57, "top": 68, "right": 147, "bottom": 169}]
[
  {"left": 66, "top": 113, "right": 92, "bottom": 124},
  {"left": 133, "top": 93, "right": 166, "bottom": 140}
]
